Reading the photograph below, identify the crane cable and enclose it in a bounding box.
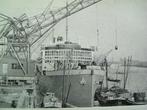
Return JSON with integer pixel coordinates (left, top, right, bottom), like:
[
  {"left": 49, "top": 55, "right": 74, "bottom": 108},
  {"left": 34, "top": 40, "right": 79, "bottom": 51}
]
[
  {"left": 95, "top": 1, "right": 99, "bottom": 52},
  {"left": 114, "top": 15, "right": 118, "bottom": 51},
  {"left": 114, "top": 0, "right": 118, "bottom": 50}
]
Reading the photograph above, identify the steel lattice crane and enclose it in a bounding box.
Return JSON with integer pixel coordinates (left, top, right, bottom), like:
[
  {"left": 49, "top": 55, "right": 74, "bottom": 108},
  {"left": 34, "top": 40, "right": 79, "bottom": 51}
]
[{"left": 0, "top": 0, "right": 103, "bottom": 75}]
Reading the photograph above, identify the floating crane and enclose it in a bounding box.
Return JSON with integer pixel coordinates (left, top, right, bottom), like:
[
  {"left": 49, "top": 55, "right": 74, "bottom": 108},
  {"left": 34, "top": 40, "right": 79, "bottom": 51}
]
[{"left": 0, "top": 0, "right": 103, "bottom": 75}]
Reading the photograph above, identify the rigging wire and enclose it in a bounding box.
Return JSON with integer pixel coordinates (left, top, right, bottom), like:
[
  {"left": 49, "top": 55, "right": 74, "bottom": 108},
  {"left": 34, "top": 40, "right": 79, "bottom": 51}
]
[{"left": 114, "top": 18, "right": 118, "bottom": 50}]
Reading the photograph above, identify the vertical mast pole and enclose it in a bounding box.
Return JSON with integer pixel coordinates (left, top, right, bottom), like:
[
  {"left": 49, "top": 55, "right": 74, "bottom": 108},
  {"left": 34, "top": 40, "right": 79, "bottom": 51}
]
[
  {"left": 96, "top": 29, "right": 99, "bottom": 52},
  {"left": 62, "top": 60, "right": 66, "bottom": 107},
  {"left": 105, "top": 57, "right": 108, "bottom": 89},
  {"left": 123, "top": 57, "right": 126, "bottom": 89},
  {"left": 66, "top": 1, "right": 68, "bottom": 42}
]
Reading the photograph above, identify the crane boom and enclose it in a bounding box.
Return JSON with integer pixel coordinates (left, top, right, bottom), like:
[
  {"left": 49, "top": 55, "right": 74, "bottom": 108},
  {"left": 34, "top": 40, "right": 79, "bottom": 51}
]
[
  {"left": 18, "top": 0, "right": 103, "bottom": 45},
  {"left": 0, "top": 0, "right": 103, "bottom": 46}
]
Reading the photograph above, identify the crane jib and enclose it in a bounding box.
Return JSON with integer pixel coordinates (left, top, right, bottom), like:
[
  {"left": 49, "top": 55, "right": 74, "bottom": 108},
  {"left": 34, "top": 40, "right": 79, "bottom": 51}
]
[{"left": 0, "top": 0, "right": 103, "bottom": 46}]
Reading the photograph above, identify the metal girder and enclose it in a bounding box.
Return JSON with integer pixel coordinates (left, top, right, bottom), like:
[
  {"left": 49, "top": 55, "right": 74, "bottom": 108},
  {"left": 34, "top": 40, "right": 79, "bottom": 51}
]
[
  {"left": 0, "top": 0, "right": 103, "bottom": 47},
  {"left": 0, "top": 14, "right": 30, "bottom": 75},
  {"left": 9, "top": 44, "right": 27, "bottom": 75},
  {"left": 23, "top": 0, "right": 103, "bottom": 45}
]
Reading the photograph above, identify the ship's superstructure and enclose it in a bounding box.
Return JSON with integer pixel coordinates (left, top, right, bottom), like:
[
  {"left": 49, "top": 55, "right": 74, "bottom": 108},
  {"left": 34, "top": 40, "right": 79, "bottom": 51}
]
[{"left": 41, "top": 41, "right": 94, "bottom": 71}]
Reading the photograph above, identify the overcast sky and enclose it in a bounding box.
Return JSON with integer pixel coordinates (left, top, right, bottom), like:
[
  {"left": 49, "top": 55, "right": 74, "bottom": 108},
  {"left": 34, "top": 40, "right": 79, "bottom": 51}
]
[{"left": 0, "top": 0, "right": 147, "bottom": 61}]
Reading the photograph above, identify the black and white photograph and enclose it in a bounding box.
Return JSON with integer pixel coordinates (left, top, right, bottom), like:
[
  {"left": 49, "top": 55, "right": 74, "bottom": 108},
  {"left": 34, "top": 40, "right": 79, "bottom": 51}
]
[{"left": 0, "top": 0, "right": 147, "bottom": 109}]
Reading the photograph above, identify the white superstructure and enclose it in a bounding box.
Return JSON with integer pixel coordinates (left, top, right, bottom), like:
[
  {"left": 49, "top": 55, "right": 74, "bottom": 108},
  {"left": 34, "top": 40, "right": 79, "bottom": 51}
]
[{"left": 41, "top": 41, "right": 93, "bottom": 71}]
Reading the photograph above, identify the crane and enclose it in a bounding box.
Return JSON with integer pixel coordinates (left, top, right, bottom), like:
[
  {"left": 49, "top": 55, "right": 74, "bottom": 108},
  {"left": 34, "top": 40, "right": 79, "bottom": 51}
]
[
  {"left": 1, "top": 0, "right": 103, "bottom": 46},
  {"left": 0, "top": 0, "right": 103, "bottom": 75}
]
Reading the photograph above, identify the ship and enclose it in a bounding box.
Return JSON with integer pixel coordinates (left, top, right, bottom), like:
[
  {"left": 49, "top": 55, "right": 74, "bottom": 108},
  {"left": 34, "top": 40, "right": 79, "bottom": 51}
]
[
  {"left": 94, "top": 86, "right": 136, "bottom": 106},
  {"left": 94, "top": 57, "right": 146, "bottom": 106}
]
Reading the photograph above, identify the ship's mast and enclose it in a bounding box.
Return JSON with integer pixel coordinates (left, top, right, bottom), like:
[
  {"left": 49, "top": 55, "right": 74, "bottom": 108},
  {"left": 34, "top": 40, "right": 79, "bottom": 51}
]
[
  {"left": 123, "top": 56, "right": 132, "bottom": 89},
  {"left": 104, "top": 57, "right": 108, "bottom": 89},
  {"left": 66, "top": 1, "right": 69, "bottom": 42}
]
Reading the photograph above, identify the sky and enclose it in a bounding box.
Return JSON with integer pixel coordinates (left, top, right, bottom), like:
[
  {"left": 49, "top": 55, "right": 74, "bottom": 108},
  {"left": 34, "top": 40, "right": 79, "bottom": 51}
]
[{"left": 0, "top": 0, "right": 147, "bottom": 61}]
